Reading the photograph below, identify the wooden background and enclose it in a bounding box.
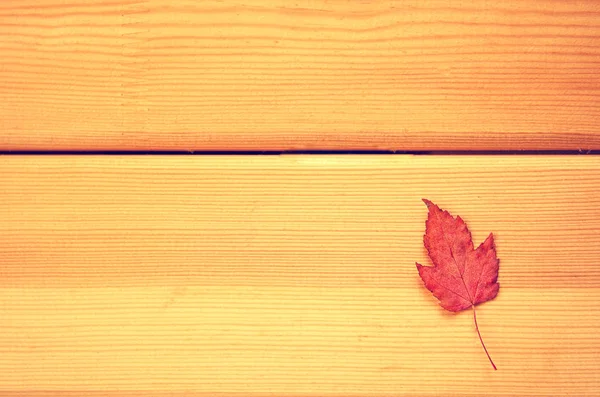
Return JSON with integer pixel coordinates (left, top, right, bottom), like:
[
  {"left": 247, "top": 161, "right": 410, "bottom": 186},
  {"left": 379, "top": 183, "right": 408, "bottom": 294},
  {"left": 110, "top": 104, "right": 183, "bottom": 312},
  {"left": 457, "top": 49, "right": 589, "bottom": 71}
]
[
  {"left": 2, "top": 1, "right": 600, "bottom": 396},
  {"left": 1, "top": 156, "right": 599, "bottom": 395},
  {"left": 1, "top": 0, "right": 600, "bottom": 151}
]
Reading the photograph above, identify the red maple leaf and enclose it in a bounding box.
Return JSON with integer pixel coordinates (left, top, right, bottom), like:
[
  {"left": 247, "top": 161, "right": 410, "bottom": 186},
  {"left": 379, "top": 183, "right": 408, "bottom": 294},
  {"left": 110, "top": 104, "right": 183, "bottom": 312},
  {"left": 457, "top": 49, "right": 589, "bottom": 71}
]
[{"left": 416, "top": 199, "right": 499, "bottom": 370}]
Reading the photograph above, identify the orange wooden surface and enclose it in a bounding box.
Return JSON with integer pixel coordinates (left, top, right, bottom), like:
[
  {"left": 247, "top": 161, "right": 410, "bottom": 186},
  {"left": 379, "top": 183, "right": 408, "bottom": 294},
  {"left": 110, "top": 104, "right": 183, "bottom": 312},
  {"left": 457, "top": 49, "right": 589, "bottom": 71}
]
[
  {"left": 2, "top": 0, "right": 600, "bottom": 151},
  {"left": 1, "top": 155, "right": 599, "bottom": 395}
]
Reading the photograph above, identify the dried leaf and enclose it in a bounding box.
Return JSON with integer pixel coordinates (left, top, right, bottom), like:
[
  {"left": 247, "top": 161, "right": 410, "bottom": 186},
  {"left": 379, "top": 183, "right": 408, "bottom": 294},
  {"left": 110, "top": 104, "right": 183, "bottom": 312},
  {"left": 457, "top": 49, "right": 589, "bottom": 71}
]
[{"left": 416, "top": 199, "right": 499, "bottom": 370}]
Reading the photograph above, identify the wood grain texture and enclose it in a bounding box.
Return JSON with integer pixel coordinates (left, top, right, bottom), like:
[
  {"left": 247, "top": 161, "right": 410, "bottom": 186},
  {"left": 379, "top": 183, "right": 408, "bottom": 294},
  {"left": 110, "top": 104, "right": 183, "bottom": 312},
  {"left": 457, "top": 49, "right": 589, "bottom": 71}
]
[
  {"left": 2, "top": 0, "right": 600, "bottom": 151},
  {"left": 1, "top": 155, "right": 599, "bottom": 395}
]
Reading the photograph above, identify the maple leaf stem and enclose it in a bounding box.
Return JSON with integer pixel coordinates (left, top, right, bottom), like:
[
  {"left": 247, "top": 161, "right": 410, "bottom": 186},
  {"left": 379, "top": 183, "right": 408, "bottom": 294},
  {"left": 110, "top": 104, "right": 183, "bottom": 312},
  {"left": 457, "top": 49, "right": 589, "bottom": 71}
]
[{"left": 472, "top": 305, "right": 497, "bottom": 370}]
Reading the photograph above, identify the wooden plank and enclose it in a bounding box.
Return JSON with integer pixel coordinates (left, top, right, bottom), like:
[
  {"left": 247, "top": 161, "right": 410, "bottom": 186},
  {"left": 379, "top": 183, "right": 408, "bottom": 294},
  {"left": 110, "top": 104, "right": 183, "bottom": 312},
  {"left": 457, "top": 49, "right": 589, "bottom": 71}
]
[
  {"left": 1, "top": 1, "right": 600, "bottom": 151},
  {"left": 0, "top": 155, "right": 599, "bottom": 395}
]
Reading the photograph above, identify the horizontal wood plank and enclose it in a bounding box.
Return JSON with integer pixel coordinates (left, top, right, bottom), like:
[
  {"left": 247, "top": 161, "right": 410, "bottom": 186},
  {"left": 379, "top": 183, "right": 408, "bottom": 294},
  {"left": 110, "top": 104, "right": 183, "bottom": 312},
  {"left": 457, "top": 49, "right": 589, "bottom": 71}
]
[
  {"left": 1, "top": 155, "right": 599, "bottom": 395},
  {"left": 1, "top": 1, "right": 600, "bottom": 151}
]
